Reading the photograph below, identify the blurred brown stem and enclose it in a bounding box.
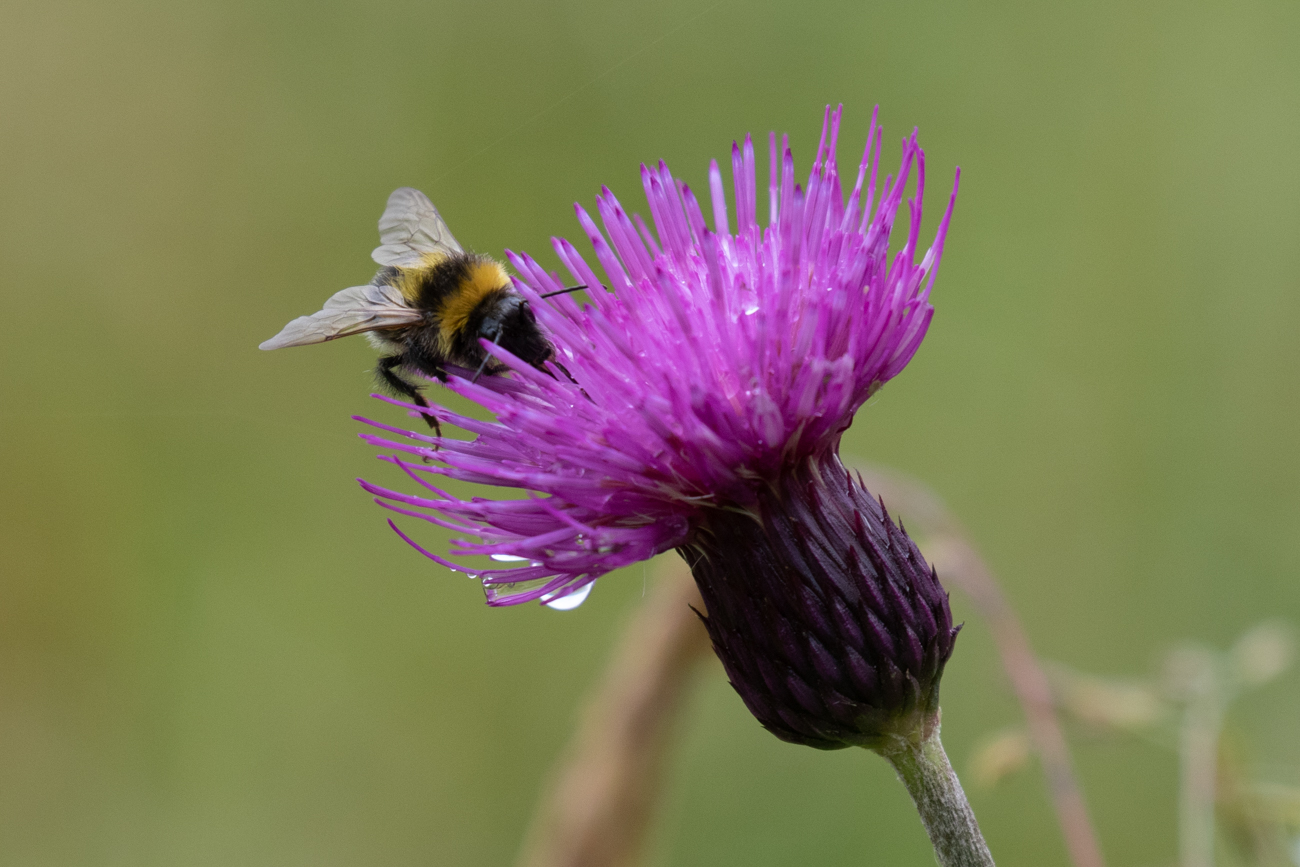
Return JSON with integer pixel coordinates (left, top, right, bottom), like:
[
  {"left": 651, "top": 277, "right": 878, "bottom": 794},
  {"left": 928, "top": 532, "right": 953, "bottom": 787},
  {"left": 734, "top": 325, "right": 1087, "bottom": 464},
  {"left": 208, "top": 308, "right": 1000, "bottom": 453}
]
[
  {"left": 856, "top": 465, "right": 1107, "bottom": 867},
  {"left": 514, "top": 557, "right": 712, "bottom": 867}
]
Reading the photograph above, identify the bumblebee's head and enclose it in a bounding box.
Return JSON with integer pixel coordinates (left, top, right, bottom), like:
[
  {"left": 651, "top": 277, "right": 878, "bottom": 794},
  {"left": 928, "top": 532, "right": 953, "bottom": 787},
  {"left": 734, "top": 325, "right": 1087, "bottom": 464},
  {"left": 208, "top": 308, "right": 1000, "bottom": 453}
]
[{"left": 481, "top": 293, "right": 552, "bottom": 369}]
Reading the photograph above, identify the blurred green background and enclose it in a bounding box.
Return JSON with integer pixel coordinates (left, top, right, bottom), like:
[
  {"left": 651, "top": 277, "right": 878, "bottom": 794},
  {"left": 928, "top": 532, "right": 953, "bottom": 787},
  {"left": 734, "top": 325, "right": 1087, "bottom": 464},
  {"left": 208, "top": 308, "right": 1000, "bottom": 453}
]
[{"left": 3, "top": 0, "right": 1299, "bottom": 864}]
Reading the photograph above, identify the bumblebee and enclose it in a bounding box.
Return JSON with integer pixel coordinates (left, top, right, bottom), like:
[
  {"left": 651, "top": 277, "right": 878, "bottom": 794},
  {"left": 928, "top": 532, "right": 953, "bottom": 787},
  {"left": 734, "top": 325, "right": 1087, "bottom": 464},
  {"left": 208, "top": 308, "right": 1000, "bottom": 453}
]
[{"left": 260, "top": 188, "right": 557, "bottom": 434}]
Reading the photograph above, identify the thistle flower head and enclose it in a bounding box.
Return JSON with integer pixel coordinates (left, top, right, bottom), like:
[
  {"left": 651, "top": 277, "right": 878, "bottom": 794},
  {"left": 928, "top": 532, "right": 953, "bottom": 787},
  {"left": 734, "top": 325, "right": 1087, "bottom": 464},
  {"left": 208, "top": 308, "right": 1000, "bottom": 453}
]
[{"left": 359, "top": 106, "right": 961, "bottom": 746}]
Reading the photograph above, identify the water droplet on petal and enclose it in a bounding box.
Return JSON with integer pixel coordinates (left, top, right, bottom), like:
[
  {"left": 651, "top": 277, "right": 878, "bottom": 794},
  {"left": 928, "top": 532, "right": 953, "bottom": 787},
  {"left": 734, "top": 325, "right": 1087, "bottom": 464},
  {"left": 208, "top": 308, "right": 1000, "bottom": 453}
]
[
  {"left": 490, "top": 553, "right": 528, "bottom": 562},
  {"left": 543, "top": 581, "right": 594, "bottom": 611}
]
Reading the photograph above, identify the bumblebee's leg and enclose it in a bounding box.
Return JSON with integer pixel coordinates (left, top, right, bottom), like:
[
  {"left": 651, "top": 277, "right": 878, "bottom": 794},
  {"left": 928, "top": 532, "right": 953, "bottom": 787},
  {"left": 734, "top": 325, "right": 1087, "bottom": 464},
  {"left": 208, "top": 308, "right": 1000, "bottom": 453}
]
[
  {"left": 376, "top": 356, "right": 442, "bottom": 440},
  {"left": 550, "top": 359, "right": 575, "bottom": 383},
  {"left": 470, "top": 327, "right": 504, "bottom": 385},
  {"left": 549, "top": 359, "right": 593, "bottom": 403}
]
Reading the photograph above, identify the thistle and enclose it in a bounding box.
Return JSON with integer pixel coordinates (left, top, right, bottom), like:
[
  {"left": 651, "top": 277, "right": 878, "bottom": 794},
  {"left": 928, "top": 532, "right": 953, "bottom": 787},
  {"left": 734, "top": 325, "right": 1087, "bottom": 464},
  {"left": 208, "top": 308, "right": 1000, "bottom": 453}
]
[{"left": 359, "top": 106, "right": 992, "bottom": 866}]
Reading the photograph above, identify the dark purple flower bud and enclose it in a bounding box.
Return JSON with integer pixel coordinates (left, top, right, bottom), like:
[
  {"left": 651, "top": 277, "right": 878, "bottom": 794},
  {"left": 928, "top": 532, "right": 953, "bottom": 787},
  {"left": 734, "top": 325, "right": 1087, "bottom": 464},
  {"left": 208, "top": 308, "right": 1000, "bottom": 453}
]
[{"left": 681, "top": 454, "right": 959, "bottom": 749}]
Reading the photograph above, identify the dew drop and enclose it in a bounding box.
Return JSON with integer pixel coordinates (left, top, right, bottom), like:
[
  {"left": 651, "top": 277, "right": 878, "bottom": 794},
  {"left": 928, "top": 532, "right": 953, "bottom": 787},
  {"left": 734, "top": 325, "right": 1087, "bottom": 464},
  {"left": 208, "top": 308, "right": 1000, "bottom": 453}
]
[
  {"left": 543, "top": 581, "right": 594, "bottom": 611},
  {"left": 490, "top": 553, "right": 528, "bottom": 562}
]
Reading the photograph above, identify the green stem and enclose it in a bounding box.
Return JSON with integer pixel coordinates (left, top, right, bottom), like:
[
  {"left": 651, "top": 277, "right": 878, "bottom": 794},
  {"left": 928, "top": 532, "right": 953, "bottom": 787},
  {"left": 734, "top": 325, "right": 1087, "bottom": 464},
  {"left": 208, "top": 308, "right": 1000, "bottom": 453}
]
[{"left": 879, "top": 726, "right": 996, "bottom": 867}]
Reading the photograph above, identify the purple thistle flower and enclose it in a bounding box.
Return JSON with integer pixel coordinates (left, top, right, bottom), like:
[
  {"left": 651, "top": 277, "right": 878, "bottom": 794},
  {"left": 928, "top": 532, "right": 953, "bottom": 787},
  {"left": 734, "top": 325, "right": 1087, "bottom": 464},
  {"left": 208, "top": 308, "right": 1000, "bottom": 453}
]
[{"left": 359, "top": 105, "right": 961, "bottom": 747}]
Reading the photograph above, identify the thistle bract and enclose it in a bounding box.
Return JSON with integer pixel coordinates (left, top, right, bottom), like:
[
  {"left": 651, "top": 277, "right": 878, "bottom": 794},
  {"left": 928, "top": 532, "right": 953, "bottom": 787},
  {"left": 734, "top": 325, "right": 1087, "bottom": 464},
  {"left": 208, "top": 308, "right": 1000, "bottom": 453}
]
[
  {"left": 682, "top": 455, "right": 957, "bottom": 748},
  {"left": 359, "top": 106, "right": 960, "bottom": 744}
]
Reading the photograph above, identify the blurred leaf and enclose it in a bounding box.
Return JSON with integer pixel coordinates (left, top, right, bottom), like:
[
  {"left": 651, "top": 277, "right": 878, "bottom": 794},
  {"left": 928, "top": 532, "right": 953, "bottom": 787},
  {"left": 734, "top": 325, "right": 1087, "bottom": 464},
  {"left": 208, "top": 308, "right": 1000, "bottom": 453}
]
[
  {"left": 1232, "top": 622, "right": 1295, "bottom": 689},
  {"left": 1046, "top": 662, "right": 1170, "bottom": 732},
  {"left": 968, "top": 728, "right": 1032, "bottom": 789},
  {"left": 1247, "top": 784, "right": 1300, "bottom": 829}
]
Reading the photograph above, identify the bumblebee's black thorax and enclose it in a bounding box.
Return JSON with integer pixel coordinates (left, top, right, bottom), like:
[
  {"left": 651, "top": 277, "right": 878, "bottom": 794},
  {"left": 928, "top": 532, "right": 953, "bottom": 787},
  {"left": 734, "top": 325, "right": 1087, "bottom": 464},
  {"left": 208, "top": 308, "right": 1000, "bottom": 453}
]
[{"left": 412, "top": 252, "right": 486, "bottom": 312}]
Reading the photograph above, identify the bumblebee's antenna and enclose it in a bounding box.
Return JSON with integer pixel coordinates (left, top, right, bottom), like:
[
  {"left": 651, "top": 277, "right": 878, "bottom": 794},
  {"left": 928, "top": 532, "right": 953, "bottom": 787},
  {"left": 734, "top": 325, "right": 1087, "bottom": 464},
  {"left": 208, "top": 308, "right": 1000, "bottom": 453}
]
[{"left": 540, "top": 284, "right": 605, "bottom": 298}]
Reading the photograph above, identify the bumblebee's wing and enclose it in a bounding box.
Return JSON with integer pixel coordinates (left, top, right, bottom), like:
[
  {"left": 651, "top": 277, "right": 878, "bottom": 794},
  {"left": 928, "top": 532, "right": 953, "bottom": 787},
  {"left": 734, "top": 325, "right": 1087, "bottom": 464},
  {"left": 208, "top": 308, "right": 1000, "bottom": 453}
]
[
  {"left": 259, "top": 283, "right": 424, "bottom": 350},
  {"left": 371, "top": 187, "right": 463, "bottom": 267}
]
